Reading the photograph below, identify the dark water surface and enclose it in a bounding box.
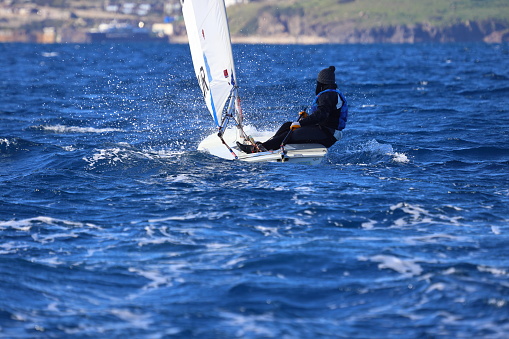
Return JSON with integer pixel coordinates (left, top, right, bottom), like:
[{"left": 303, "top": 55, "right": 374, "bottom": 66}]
[{"left": 1, "top": 42, "right": 508, "bottom": 338}]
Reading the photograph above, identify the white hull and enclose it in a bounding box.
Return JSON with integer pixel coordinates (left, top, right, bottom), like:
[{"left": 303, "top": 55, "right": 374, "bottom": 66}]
[{"left": 235, "top": 143, "right": 327, "bottom": 165}]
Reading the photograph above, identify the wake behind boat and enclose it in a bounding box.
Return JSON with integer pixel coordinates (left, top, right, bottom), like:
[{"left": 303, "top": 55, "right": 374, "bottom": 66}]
[{"left": 181, "top": 0, "right": 328, "bottom": 164}]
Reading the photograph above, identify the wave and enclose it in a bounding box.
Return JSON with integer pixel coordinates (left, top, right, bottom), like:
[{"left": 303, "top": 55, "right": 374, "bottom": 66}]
[
  {"left": 360, "top": 202, "right": 466, "bottom": 231},
  {"left": 408, "top": 144, "right": 509, "bottom": 165},
  {"left": 0, "top": 216, "right": 101, "bottom": 254},
  {"left": 328, "top": 139, "right": 409, "bottom": 165},
  {"left": 83, "top": 143, "right": 186, "bottom": 170},
  {"left": 0, "top": 216, "right": 100, "bottom": 231},
  {"left": 482, "top": 72, "right": 509, "bottom": 81},
  {"left": 359, "top": 254, "right": 423, "bottom": 277},
  {"left": 33, "top": 124, "right": 124, "bottom": 134},
  {"left": 452, "top": 146, "right": 509, "bottom": 160},
  {"left": 0, "top": 137, "right": 15, "bottom": 150},
  {"left": 458, "top": 86, "right": 509, "bottom": 97},
  {"left": 0, "top": 137, "right": 40, "bottom": 154}
]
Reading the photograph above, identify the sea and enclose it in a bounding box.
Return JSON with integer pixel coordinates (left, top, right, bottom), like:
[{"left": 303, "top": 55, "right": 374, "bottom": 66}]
[{"left": 1, "top": 42, "right": 508, "bottom": 338}]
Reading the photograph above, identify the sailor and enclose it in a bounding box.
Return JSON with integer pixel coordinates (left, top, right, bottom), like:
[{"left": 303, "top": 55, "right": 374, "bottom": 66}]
[{"left": 237, "top": 65, "right": 348, "bottom": 153}]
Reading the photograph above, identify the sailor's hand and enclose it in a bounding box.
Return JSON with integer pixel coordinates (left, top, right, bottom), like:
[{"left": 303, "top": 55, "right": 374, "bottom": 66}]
[
  {"left": 290, "top": 122, "right": 301, "bottom": 131},
  {"left": 298, "top": 111, "right": 308, "bottom": 119}
]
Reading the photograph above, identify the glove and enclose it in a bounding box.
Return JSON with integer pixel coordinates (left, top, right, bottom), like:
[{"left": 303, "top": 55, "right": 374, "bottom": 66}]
[
  {"left": 290, "top": 122, "right": 301, "bottom": 131},
  {"left": 298, "top": 111, "right": 308, "bottom": 119}
]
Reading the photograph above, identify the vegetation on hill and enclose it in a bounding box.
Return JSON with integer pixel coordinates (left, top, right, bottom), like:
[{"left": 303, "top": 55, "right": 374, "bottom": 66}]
[
  {"left": 226, "top": 0, "right": 509, "bottom": 42},
  {"left": 228, "top": 0, "right": 509, "bottom": 32}
]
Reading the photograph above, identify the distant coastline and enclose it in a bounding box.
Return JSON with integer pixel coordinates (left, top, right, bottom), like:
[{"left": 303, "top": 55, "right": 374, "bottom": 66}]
[
  {"left": 2, "top": 26, "right": 508, "bottom": 45},
  {"left": 2, "top": 27, "right": 508, "bottom": 45},
  {"left": 1, "top": 0, "right": 508, "bottom": 44}
]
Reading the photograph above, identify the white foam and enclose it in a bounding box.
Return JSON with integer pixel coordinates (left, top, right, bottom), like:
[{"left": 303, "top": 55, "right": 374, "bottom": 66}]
[
  {"left": 360, "top": 139, "right": 410, "bottom": 163},
  {"left": 488, "top": 298, "right": 507, "bottom": 308},
  {"left": 137, "top": 236, "right": 183, "bottom": 247},
  {"left": 254, "top": 225, "right": 280, "bottom": 236},
  {"left": 128, "top": 267, "right": 174, "bottom": 290},
  {"left": 145, "top": 148, "right": 186, "bottom": 159},
  {"left": 31, "top": 256, "right": 66, "bottom": 266},
  {"left": 110, "top": 309, "right": 153, "bottom": 329},
  {"left": 148, "top": 212, "right": 202, "bottom": 223},
  {"left": 477, "top": 266, "right": 507, "bottom": 276},
  {"left": 0, "top": 220, "right": 32, "bottom": 231},
  {"left": 426, "top": 282, "right": 447, "bottom": 293},
  {"left": 219, "top": 311, "right": 275, "bottom": 338},
  {"left": 390, "top": 202, "right": 433, "bottom": 227},
  {"left": 39, "top": 124, "right": 123, "bottom": 134},
  {"left": 32, "top": 232, "right": 79, "bottom": 244},
  {"left": 392, "top": 152, "right": 409, "bottom": 163},
  {"left": 404, "top": 234, "right": 460, "bottom": 245},
  {"left": 83, "top": 147, "right": 127, "bottom": 167},
  {"left": 137, "top": 223, "right": 198, "bottom": 247},
  {"left": 363, "top": 254, "right": 423, "bottom": 277},
  {"left": 361, "top": 219, "right": 377, "bottom": 230},
  {"left": 62, "top": 145, "right": 76, "bottom": 151},
  {"left": 491, "top": 226, "right": 501, "bottom": 235},
  {"left": 144, "top": 225, "right": 155, "bottom": 237},
  {"left": 83, "top": 145, "right": 185, "bottom": 168},
  {"left": 0, "top": 241, "right": 23, "bottom": 254},
  {"left": 0, "top": 138, "right": 12, "bottom": 146},
  {"left": 389, "top": 202, "right": 465, "bottom": 228},
  {"left": 443, "top": 268, "right": 457, "bottom": 275},
  {"left": 0, "top": 216, "right": 100, "bottom": 231}
]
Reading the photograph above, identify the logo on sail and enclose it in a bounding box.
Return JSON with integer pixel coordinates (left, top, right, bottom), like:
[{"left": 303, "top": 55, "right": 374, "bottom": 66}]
[{"left": 198, "top": 66, "right": 209, "bottom": 98}]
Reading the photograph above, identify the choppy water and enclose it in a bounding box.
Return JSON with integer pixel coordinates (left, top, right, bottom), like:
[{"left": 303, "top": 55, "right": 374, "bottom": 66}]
[{"left": 1, "top": 42, "right": 508, "bottom": 338}]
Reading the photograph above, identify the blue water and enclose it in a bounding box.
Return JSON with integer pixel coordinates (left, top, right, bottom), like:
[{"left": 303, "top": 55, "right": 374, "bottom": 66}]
[{"left": 1, "top": 42, "right": 509, "bottom": 338}]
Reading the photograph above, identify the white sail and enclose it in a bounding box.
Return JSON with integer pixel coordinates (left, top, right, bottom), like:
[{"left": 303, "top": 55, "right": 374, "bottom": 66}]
[{"left": 181, "top": 0, "right": 237, "bottom": 127}]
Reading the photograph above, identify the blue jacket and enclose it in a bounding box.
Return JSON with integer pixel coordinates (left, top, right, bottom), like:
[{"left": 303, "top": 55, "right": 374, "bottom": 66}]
[{"left": 300, "top": 89, "right": 348, "bottom": 131}]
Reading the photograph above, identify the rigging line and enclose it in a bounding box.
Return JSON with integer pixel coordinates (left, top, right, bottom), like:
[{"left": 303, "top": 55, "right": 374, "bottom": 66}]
[
  {"left": 230, "top": 88, "right": 248, "bottom": 139},
  {"left": 219, "top": 133, "right": 238, "bottom": 159},
  {"left": 217, "top": 113, "right": 238, "bottom": 159},
  {"left": 280, "top": 111, "right": 304, "bottom": 155},
  {"left": 216, "top": 91, "right": 243, "bottom": 159},
  {"left": 216, "top": 114, "right": 238, "bottom": 159},
  {"left": 235, "top": 117, "right": 261, "bottom": 152},
  {"left": 218, "top": 88, "right": 261, "bottom": 154},
  {"left": 231, "top": 90, "right": 262, "bottom": 152}
]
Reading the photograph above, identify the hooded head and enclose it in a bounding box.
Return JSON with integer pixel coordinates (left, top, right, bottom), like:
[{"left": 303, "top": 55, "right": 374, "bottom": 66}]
[{"left": 317, "top": 66, "right": 336, "bottom": 85}]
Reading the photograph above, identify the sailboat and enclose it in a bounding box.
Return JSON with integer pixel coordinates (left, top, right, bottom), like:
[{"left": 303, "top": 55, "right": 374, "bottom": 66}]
[{"left": 181, "top": 0, "right": 327, "bottom": 164}]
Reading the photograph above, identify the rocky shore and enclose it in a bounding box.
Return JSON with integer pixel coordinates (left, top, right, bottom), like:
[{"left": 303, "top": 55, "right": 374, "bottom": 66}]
[
  {"left": 241, "top": 10, "right": 509, "bottom": 44},
  {"left": 315, "top": 20, "right": 509, "bottom": 44}
]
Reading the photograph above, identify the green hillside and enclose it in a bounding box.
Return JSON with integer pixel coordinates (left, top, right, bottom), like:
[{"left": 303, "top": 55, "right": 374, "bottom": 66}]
[{"left": 227, "top": 0, "right": 509, "bottom": 35}]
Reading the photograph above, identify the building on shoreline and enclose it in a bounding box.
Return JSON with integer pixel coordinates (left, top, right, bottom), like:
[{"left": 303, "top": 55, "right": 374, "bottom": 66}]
[{"left": 0, "top": 1, "right": 180, "bottom": 43}]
